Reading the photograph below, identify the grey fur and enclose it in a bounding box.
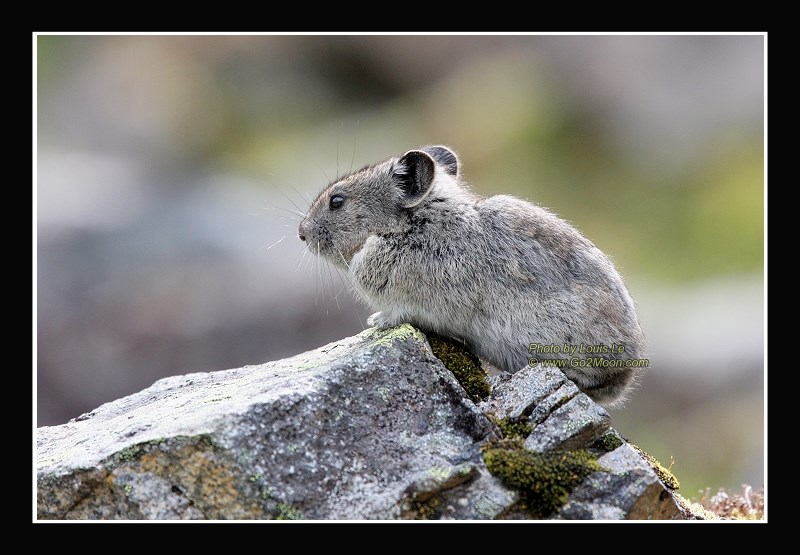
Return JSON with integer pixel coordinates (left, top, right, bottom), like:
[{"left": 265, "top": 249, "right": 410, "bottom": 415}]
[{"left": 298, "top": 146, "right": 645, "bottom": 406}]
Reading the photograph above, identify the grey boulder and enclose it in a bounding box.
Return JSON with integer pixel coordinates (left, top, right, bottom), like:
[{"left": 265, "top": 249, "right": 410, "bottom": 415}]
[{"left": 36, "top": 325, "right": 695, "bottom": 520}]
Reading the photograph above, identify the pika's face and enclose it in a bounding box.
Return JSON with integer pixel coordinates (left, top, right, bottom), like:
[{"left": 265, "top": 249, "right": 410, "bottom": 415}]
[
  {"left": 298, "top": 160, "right": 404, "bottom": 268},
  {"left": 299, "top": 147, "right": 453, "bottom": 269}
]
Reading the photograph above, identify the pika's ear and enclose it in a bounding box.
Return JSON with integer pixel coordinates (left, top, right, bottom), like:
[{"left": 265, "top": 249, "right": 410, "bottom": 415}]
[
  {"left": 393, "top": 150, "right": 436, "bottom": 208},
  {"left": 421, "top": 145, "right": 459, "bottom": 177}
]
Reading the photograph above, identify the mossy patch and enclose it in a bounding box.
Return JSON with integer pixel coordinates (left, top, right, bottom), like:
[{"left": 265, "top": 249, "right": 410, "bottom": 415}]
[
  {"left": 631, "top": 444, "right": 680, "bottom": 491},
  {"left": 414, "top": 496, "right": 443, "bottom": 520},
  {"left": 426, "top": 333, "right": 490, "bottom": 401},
  {"left": 488, "top": 415, "right": 533, "bottom": 440},
  {"left": 483, "top": 444, "right": 605, "bottom": 518},
  {"left": 595, "top": 430, "right": 624, "bottom": 453}
]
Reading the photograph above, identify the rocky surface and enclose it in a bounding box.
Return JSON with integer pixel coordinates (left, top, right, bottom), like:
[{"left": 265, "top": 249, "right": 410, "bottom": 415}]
[{"left": 37, "top": 324, "right": 696, "bottom": 520}]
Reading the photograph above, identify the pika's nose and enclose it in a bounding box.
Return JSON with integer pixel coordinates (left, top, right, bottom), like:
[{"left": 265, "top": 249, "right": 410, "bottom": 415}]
[{"left": 298, "top": 222, "right": 307, "bottom": 242}]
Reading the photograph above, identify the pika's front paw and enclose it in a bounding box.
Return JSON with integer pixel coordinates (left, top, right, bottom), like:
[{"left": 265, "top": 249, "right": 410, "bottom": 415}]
[{"left": 367, "top": 311, "right": 396, "bottom": 329}]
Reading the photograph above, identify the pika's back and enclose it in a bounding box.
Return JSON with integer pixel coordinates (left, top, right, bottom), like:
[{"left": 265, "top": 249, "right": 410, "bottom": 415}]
[{"left": 299, "top": 145, "right": 645, "bottom": 406}]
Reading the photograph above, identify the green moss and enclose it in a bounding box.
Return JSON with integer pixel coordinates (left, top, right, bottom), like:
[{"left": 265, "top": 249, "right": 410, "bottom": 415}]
[
  {"left": 414, "top": 496, "right": 443, "bottom": 520},
  {"left": 483, "top": 446, "right": 605, "bottom": 518},
  {"left": 426, "top": 333, "right": 490, "bottom": 401},
  {"left": 595, "top": 430, "right": 624, "bottom": 452},
  {"left": 489, "top": 415, "right": 533, "bottom": 440},
  {"left": 276, "top": 503, "right": 303, "bottom": 520},
  {"left": 631, "top": 445, "right": 680, "bottom": 491}
]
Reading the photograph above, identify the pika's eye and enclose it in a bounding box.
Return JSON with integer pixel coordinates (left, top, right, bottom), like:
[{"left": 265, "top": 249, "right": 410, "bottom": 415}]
[{"left": 330, "top": 194, "right": 345, "bottom": 210}]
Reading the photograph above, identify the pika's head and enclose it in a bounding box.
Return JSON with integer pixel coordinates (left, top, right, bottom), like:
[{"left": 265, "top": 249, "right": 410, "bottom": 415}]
[{"left": 298, "top": 145, "right": 459, "bottom": 268}]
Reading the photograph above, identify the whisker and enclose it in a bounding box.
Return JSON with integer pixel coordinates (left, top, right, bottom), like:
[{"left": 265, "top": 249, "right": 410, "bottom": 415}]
[
  {"left": 294, "top": 247, "right": 309, "bottom": 273},
  {"left": 323, "top": 256, "right": 337, "bottom": 315},
  {"left": 335, "top": 246, "right": 351, "bottom": 272},
  {"left": 262, "top": 203, "right": 306, "bottom": 220},
  {"left": 315, "top": 243, "right": 321, "bottom": 306},
  {"left": 324, "top": 259, "right": 339, "bottom": 310},
  {"left": 328, "top": 246, "right": 364, "bottom": 327},
  {"left": 349, "top": 133, "right": 357, "bottom": 174},
  {"left": 332, "top": 268, "right": 350, "bottom": 301},
  {"left": 316, "top": 163, "right": 331, "bottom": 184},
  {"left": 269, "top": 214, "right": 303, "bottom": 223},
  {"left": 273, "top": 186, "right": 309, "bottom": 218},
  {"left": 266, "top": 236, "right": 287, "bottom": 250},
  {"left": 285, "top": 183, "right": 313, "bottom": 208}
]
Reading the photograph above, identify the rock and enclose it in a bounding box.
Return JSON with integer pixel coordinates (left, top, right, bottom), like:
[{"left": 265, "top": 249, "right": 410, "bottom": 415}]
[
  {"left": 524, "top": 393, "right": 611, "bottom": 452},
  {"left": 555, "top": 443, "right": 684, "bottom": 520},
  {"left": 37, "top": 325, "right": 698, "bottom": 520},
  {"left": 480, "top": 365, "right": 573, "bottom": 420}
]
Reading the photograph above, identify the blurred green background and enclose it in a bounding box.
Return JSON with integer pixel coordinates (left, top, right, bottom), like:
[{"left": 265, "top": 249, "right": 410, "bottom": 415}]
[{"left": 36, "top": 35, "right": 764, "bottom": 499}]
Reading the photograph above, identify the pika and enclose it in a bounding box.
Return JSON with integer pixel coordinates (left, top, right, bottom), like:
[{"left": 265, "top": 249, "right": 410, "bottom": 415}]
[{"left": 298, "top": 146, "right": 645, "bottom": 406}]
